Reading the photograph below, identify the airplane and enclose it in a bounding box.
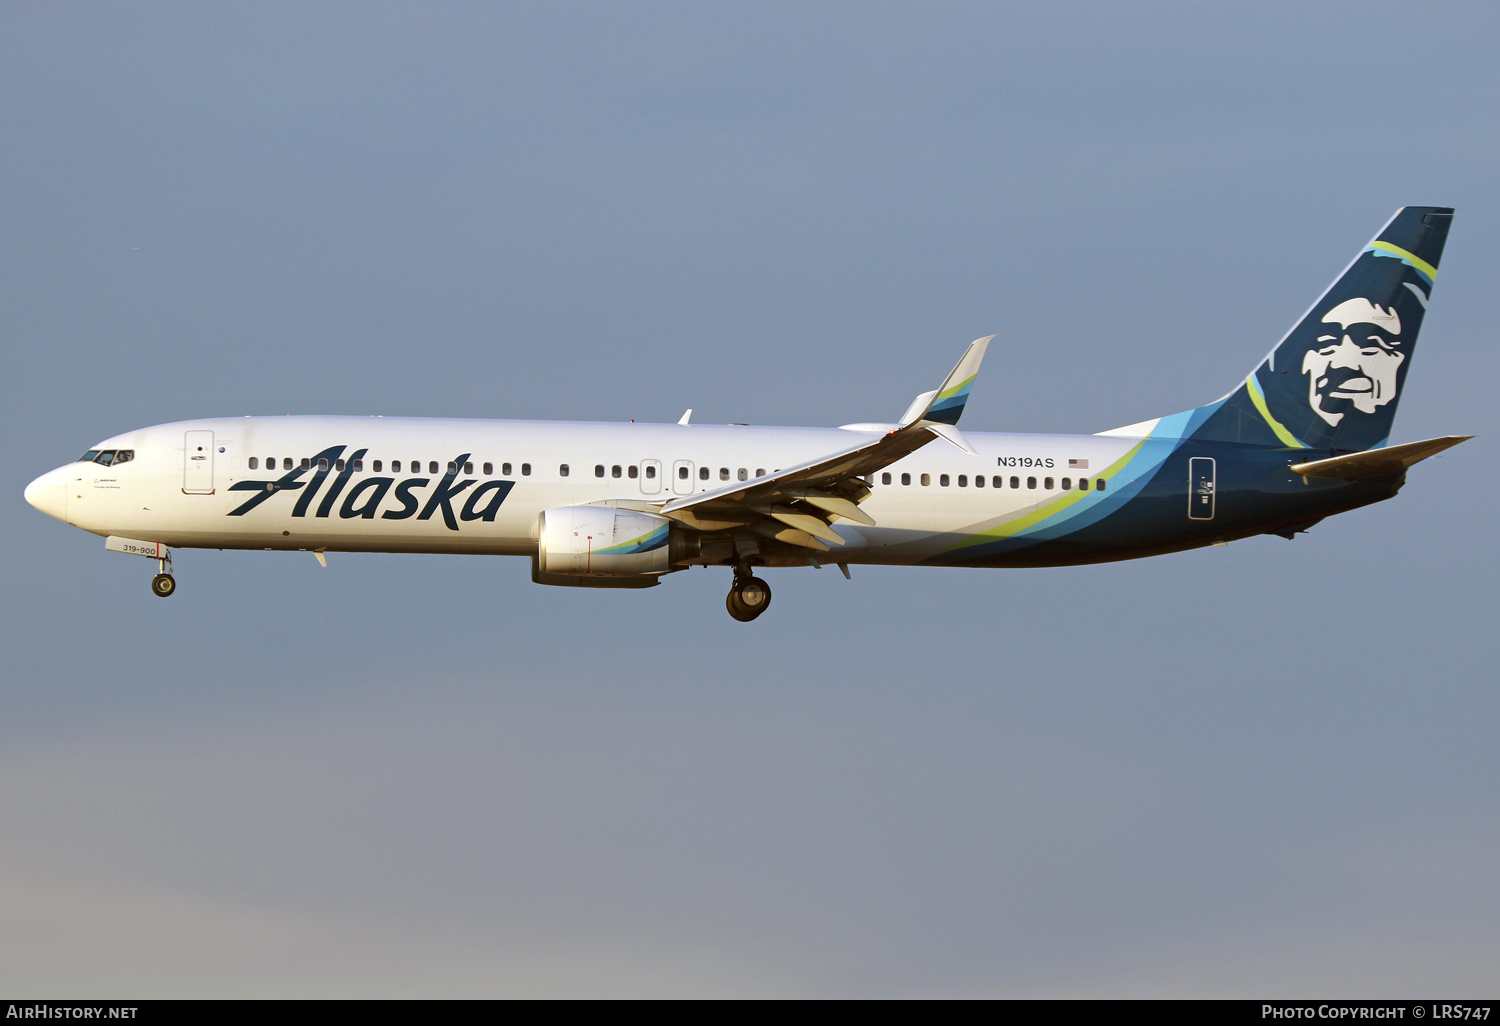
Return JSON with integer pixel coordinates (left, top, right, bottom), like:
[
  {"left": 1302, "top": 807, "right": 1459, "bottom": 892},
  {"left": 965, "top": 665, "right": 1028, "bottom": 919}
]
[{"left": 24, "top": 206, "right": 1469, "bottom": 621}]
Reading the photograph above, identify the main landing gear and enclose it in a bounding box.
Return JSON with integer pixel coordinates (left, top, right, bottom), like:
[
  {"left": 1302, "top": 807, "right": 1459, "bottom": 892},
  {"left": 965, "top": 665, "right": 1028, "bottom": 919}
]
[
  {"left": 726, "top": 569, "right": 771, "bottom": 622},
  {"left": 150, "top": 552, "right": 175, "bottom": 598}
]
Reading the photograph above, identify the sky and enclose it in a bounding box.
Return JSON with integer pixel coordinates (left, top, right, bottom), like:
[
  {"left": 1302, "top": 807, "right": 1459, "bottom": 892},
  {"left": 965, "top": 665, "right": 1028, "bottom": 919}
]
[{"left": 3, "top": 1, "right": 1498, "bottom": 997}]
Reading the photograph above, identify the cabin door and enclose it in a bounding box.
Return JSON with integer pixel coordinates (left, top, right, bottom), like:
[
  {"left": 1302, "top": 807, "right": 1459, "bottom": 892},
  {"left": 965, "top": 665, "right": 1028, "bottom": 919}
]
[
  {"left": 639, "top": 460, "right": 662, "bottom": 495},
  {"left": 672, "top": 460, "right": 695, "bottom": 496},
  {"left": 183, "top": 430, "right": 215, "bottom": 494},
  {"left": 1188, "top": 457, "right": 1215, "bottom": 520}
]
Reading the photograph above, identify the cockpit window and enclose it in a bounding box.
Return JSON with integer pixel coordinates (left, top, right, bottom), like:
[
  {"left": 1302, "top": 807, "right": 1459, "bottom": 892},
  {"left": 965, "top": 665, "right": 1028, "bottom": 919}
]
[{"left": 76, "top": 449, "right": 133, "bottom": 466}]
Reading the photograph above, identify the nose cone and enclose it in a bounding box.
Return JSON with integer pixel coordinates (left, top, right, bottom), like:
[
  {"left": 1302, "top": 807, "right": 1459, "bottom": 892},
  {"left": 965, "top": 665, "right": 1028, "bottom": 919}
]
[{"left": 24, "top": 466, "right": 69, "bottom": 522}]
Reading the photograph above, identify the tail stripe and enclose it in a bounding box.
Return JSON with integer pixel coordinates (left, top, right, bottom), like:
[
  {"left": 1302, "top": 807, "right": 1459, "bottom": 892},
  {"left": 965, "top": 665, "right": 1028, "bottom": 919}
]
[
  {"left": 926, "top": 374, "right": 976, "bottom": 421},
  {"left": 1244, "top": 374, "right": 1312, "bottom": 449},
  {"left": 1367, "top": 241, "right": 1437, "bottom": 284}
]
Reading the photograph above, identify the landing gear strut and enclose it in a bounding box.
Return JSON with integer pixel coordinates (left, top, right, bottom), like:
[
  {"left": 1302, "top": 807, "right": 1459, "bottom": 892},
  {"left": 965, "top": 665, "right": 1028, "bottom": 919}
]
[
  {"left": 151, "top": 552, "right": 175, "bottom": 598},
  {"left": 726, "top": 569, "right": 771, "bottom": 622}
]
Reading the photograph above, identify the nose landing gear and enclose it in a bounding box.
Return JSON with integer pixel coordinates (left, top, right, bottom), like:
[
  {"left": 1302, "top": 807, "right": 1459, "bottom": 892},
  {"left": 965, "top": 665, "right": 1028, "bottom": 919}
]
[
  {"left": 150, "top": 552, "right": 175, "bottom": 598},
  {"left": 726, "top": 570, "right": 771, "bottom": 622}
]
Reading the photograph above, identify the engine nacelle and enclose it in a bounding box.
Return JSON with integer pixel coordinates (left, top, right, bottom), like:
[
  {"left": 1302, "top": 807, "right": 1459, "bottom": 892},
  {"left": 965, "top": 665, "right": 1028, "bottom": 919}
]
[{"left": 536, "top": 505, "right": 691, "bottom": 577}]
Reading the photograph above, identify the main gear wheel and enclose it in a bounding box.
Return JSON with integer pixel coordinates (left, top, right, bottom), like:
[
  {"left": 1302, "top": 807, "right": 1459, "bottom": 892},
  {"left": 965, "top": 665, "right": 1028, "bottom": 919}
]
[{"left": 726, "top": 575, "right": 771, "bottom": 622}]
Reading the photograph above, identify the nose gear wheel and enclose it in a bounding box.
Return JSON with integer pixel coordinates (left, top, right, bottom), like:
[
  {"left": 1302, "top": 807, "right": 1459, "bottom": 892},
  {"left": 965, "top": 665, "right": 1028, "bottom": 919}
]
[{"left": 150, "top": 551, "right": 175, "bottom": 597}]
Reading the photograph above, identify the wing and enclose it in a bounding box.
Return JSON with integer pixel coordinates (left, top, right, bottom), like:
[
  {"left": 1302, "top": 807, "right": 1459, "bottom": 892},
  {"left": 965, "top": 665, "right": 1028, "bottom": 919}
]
[{"left": 659, "top": 336, "right": 993, "bottom": 552}]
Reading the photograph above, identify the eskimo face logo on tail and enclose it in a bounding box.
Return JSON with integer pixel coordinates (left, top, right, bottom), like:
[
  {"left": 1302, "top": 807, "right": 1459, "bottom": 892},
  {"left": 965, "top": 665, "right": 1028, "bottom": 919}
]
[{"left": 1301, "top": 297, "right": 1406, "bottom": 426}]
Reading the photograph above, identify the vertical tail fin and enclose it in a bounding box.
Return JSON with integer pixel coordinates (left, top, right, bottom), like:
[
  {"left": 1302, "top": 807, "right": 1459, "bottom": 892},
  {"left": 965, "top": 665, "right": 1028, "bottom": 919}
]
[{"left": 1190, "top": 206, "right": 1453, "bottom": 452}]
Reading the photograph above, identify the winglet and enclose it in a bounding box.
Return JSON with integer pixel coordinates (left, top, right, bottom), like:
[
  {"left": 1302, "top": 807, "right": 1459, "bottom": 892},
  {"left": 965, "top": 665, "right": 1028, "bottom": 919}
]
[
  {"left": 678, "top": 409, "right": 692, "bottom": 426},
  {"left": 899, "top": 335, "right": 993, "bottom": 427}
]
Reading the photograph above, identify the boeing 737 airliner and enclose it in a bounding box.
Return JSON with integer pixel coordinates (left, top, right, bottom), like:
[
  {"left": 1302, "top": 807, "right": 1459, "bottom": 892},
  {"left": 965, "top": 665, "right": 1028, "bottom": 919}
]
[{"left": 25, "top": 207, "right": 1468, "bottom": 620}]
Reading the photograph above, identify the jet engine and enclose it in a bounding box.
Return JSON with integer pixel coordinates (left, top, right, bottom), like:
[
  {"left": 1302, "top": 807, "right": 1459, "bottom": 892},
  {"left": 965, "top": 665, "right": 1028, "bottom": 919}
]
[{"left": 535, "top": 505, "right": 695, "bottom": 578}]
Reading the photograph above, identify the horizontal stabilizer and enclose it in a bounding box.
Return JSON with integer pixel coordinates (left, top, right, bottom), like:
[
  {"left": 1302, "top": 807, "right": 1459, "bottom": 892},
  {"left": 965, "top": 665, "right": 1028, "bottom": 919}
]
[{"left": 1289, "top": 435, "right": 1472, "bottom": 480}]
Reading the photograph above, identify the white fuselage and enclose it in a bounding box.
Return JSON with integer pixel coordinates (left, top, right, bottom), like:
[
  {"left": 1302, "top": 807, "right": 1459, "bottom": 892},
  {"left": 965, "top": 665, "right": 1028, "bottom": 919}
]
[{"left": 27, "top": 416, "right": 1142, "bottom": 566}]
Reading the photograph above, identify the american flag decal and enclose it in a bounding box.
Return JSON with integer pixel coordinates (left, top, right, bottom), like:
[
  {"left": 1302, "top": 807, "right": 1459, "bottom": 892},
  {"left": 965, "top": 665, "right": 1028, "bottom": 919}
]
[{"left": 1068, "top": 459, "right": 1089, "bottom": 469}]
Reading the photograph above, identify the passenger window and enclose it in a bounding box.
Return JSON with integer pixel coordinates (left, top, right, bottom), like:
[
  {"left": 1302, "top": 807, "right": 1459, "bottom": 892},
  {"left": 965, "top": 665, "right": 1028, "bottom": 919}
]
[
  {"left": 522, "top": 463, "right": 531, "bottom": 476},
  {"left": 921, "top": 474, "right": 931, "bottom": 486},
  {"left": 1096, "top": 478, "right": 1106, "bottom": 492},
  {"left": 559, "top": 464, "right": 570, "bottom": 477},
  {"left": 595, "top": 465, "right": 605, "bottom": 478},
  {"left": 901, "top": 473, "right": 911, "bottom": 485},
  {"left": 352, "top": 459, "right": 363, "bottom": 473},
  {"left": 958, "top": 475, "right": 968, "bottom": 487},
  {"left": 464, "top": 462, "right": 473, "bottom": 475},
  {"left": 429, "top": 462, "right": 439, "bottom": 474},
  {"left": 303, "top": 459, "right": 312, "bottom": 471},
  {"left": 882, "top": 472, "right": 892, "bottom": 485},
  {"left": 719, "top": 467, "right": 729, "bottom": 480},
  {"left": 335, "top": 459, "right": 346, "bottom": 472},
  {"left": 940, "top": 474, "right": 950, "bottom": 487},
  {"left": 975, "top": 475, "right": 984, "bottom": 488},
  {"left": 1027, "top": 476, "right": 1036, "bottom": 489},
  {"left": 699, "top": 466, "right": 710, "bottom": 480},
  {"left": 1044, "top": 477, "right": 1054, "bottom": 489},
  {"left": 318, "top": 459, "right": 329, "bottom": 472},
  {"left": 502, "top": 463, "right": 512, "bottom": 476},
  {"left": 1078, "top": 478, "right": 1088, "bottom": 491},
  {"left": 645, "top": 465, "right": 655, "bottom": 479},
  {"left": 756, "top": 469, "right": 766, "bottom": 477},
  {"left": 612, "top": 465, "right": 622, "bottom": 478},
  {"left": 678, "top": 466, "right": 689, "bottom": 479},
  {"left": 629, "top": 465, "right": 638, "bottom": 479},
  {"left": 248, "top": 457, "right": 259, "bottom": 470},
  {"left": 1061, "top": 477, "right": 1071, "bottom": 490},
  {"left": 447, "top": 462, "right": 456, "bottom": 474},
  {"left": 1010, "top": 476, "right": 1019, "bottom": 489},
  {"left": 482, "top": 462, "right": 491, "bottom": 476},
  {"left": 738, "top": 468, "right": 748, "bottom": 481}
]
